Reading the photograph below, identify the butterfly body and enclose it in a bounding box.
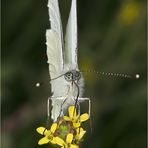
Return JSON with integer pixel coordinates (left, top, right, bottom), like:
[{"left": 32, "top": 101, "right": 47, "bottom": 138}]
[{"left": 49, "top": 64, "right": 84, "bottom": 121}]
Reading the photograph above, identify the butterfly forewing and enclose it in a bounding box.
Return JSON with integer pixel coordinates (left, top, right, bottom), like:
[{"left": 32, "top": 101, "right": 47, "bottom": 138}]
[{"left": 64, "top": 0, "right": 78, "bottom": 68}]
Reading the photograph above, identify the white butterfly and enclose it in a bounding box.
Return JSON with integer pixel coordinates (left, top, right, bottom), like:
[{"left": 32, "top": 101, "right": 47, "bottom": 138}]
[{"left": 46, "top": 0, "right": 90, "bottom": 122}]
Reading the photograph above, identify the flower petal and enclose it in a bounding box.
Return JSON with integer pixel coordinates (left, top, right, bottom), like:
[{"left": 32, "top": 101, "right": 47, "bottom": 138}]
[
  {"left": 55, "top": 137, "right": 65, "bottom": 146},
  {"left": 63, "top": 116, "right": 71, "bottom": 121},
  {"left": 50, "top": 123, "right": 57, "bottom": 133},
  {"left": 78, "top": 128, "right": 86, "bottom": 140},
  {"left": 70, "top": 144, "right": 79, "bottom": 148},
  {"left": 50, "top": 137, "right": 57, "bottom": 144},
  {"left": 36, "top": 127, "right": 47, "bottom": 135},
  {"left": 66, "top": 133, "right": 73, "bottom": 144},
  {"left": 38, "top": 137, "right": 50, "bottom": 145},
  {"left": 80, "top": 113, "right": 89, "bottom": 122},
  {"left": 69, "top": 106, "right": 76, "bottom": 118},
  {"left": 73, "top": 122, "right": 80, "bottom": 128}
]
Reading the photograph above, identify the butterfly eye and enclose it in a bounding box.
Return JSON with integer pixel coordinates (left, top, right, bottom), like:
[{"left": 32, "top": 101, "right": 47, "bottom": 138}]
[
  {"left": 64, "top": 72, "right": 73, "bottom": 81},
  {"left": 75, "top": 71, "right": 81, "bottom": 80},
  {"left": 67, "top": 73, "right": 72, "bottom": 77}
]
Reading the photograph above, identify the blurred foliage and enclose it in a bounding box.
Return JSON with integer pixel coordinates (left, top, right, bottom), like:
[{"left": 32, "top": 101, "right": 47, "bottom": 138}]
[{"left": 2, "top": 0, "right": 147, "bottom": 148}]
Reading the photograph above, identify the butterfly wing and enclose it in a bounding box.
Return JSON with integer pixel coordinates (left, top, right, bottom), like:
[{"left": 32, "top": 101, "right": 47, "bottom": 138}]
[
  {"left": 46, "top": 0, "right": 64, "bottom": 78},
  {"left": 46, "top": 30, "right": 63, "bottom": 79},
  {"left": 64, "top": 0, "right": 78, "bottom": 69},
  {"left": 46, "top": 0, "right": 66, "bottom": 121}
]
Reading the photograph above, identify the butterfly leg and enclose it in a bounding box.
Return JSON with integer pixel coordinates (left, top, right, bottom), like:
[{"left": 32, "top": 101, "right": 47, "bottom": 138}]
[
  {"left": 78, "top": 97, "right": 91, "bottom": 117},
  {"left": 47, "top": 97, "right": 51, "bottom": 122},
  {"left": 58, "top": 85, "right": 71, "bottom": 119},
  {"left": 46, "top": 96, "right": 64, "bottom": 129},
  {"left": 43, "top": 97, "right": 52, "bottom": 134},
  {"left": 73, "top": 97, "right": 81, "bottom": 115},
  {"left": 78, "top": 97, "right": 92, "bottom": 132},
  {"left": 73, "top": 81, "right": 81, "bottom": 115},
  {"left": 58, "top": 97, "right": 68, "bottom": 119}
]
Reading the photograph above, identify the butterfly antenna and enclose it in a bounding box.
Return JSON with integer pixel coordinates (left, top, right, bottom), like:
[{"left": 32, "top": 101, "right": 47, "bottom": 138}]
[
  {"left": 47, "top": 62, "right": 65, "bottom": 81},
  {"left": 35, "top": 73, "right": 66, "bottom": 88},
  {"left": 57, "top": 86, "right": 71, "bottom": 119},
  {"left": 81, "top": 70, "right": 140, "bottom": 79},
  {"left": 89, "top": 116, "right": 93, "bottom": 134},
  {"left": 50, "top": 74, "right": 65, "bottom": 81}
]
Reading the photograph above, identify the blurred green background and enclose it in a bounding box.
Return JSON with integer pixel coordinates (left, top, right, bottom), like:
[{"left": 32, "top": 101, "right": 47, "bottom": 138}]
[{"left": 2, "top": 0, "right": 147, "bottom": 148}]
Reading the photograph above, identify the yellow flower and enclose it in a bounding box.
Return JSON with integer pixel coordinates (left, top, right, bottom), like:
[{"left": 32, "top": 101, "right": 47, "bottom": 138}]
[
  {"left": 56, "top": 133, "right": 79, "bottom": 148},
  {"left": 36, "top": 123, "right": 57, "bottom": 145},
  {"left": 75, "top": 127, "right": 86, "bottom": 141},
  {"left": 64, "top": 106, "right": 89, "bottom": 128}
]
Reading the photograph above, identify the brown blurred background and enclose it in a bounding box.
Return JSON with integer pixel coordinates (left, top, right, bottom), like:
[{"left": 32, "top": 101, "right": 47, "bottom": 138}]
[{"left": 2, "top": 0, "right": 147, "bottom": 148}]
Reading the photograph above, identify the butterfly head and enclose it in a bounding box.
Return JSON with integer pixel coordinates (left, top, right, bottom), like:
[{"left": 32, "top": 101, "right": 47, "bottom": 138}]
[{"left": 64, "top": 70, "right": 81, "bottom": 82}]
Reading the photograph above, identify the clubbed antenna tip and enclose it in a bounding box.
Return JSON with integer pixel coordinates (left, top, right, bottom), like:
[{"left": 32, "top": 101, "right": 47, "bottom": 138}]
[
  {"left": 135, "top": 74, "right": 140, "bottom": 79},
  {"left": 36, "top": 83, "right": 41, "bottom": 87}
]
